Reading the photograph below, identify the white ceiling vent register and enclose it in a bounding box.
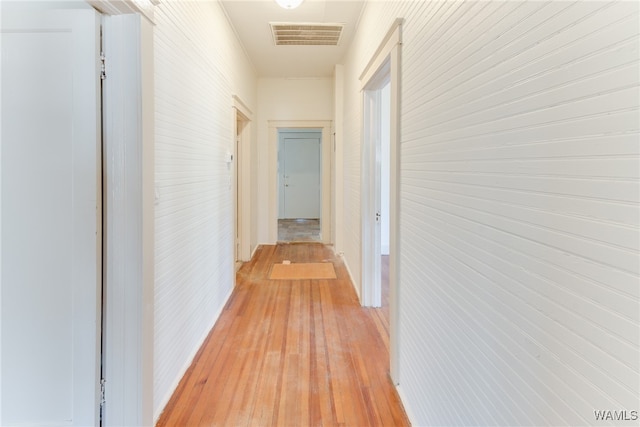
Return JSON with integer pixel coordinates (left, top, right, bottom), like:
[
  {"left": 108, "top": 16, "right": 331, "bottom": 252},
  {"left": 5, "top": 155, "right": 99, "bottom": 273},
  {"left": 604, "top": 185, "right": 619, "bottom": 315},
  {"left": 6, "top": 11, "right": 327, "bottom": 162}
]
[{"left": 270, "top": 22, "right": 344, "bottom": 46}]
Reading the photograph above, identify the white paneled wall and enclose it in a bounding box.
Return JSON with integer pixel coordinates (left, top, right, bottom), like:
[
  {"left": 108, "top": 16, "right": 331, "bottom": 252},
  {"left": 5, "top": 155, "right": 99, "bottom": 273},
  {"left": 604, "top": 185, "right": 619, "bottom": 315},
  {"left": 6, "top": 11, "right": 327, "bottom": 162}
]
[
  {"left": 339, "top": 1, "right": 639, "bottom": 425},
  {"left": 153, "top": 0, "right": 256, "bottom": 420}
]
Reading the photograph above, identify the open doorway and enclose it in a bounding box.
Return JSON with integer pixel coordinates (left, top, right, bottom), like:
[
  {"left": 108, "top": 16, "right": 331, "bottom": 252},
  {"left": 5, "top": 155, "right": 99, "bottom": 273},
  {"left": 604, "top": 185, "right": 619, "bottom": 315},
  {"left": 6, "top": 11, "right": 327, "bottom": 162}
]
[
  {"left": 268, "top": 120, "right": 332, "bottom": 244},
  {"left": 361, "top": 69, "right": 390, "bottom": 308},
  {"left": 277, "top": 129, "right": 322, "bottom": 242},
  {"left": 233, "top": 95, "right": 252, "bottom": 265},
  {"left": 380, "top": 81, "right": 391, "bottom": 312},
  {"left": 234, "top": 116, "right": 248, "bottom": 268},
  {"left": 359, "top": 19, "right": 402, "bottom": 382}
]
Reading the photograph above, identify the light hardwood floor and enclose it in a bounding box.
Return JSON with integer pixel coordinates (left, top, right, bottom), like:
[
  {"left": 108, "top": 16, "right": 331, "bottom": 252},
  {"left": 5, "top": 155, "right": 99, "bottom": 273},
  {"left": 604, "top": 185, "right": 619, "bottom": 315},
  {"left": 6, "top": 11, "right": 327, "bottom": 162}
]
[
  {"left": 369, "top": 255, "right": 390, "bottom": 351},
  {"left": 156, "top": 244, "right": 409, "bottom": 426}
]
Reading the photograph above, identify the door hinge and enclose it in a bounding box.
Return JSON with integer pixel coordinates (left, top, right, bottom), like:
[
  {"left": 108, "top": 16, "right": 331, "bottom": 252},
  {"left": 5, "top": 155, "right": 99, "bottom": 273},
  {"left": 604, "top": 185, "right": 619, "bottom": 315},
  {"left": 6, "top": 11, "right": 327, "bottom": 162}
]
[
  {"left": 100, "top": 51, "right": 106, "bottom": 80},
  {"left": 99, "top": 378, "right": 106, "bottom": 420}
]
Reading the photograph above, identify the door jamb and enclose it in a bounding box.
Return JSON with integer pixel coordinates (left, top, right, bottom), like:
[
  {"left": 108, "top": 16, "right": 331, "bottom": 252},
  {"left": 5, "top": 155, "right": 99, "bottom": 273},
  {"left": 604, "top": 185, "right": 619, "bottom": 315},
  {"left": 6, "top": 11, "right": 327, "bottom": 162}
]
[
  {"left": 359, "top": 18, "right": 402, "bottom": 384},
  {"left": 98, "top": 6, "right": 155, "bottom": 426}
]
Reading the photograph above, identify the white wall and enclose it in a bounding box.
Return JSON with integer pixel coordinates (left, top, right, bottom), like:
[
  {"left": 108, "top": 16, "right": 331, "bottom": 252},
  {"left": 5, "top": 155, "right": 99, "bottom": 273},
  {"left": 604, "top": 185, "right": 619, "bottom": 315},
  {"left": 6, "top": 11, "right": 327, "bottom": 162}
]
[
  {"left": 256, "top": 78, "right": 333, "bottom": 243},
  {"left": 153, "top": 0, "right": 256, "bottom": 420},
  {"left": 338, "top": 1, "right": 640, "bottom": 425}
]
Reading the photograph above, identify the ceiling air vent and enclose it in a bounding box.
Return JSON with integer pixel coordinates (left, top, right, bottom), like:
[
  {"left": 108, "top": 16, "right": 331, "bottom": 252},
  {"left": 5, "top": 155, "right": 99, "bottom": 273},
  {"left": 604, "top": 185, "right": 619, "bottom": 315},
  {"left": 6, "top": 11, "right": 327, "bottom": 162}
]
[{"left": 270, "top": 22, "right": 344, "bottom": 46}]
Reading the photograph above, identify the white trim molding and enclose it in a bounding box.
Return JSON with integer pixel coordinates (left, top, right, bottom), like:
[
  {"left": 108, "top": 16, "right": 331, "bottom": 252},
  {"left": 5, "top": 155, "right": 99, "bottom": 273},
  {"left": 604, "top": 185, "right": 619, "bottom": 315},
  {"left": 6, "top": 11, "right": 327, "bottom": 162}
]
[
  {"left": 86, "top": 0, "right": 158, "bottom": 24},
  {"left": 233, "top": 95, "right": 253, "bottom": 120},
  {"left": 359, "top": 18, "right": 403, "bottom": 89}
]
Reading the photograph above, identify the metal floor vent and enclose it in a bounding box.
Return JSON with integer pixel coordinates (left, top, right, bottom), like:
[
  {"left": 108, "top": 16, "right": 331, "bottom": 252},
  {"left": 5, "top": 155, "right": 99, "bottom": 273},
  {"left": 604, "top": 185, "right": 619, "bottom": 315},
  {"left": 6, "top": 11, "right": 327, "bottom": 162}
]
[{"left": 270, "top": 22, "right": 344, "bottom": 46}]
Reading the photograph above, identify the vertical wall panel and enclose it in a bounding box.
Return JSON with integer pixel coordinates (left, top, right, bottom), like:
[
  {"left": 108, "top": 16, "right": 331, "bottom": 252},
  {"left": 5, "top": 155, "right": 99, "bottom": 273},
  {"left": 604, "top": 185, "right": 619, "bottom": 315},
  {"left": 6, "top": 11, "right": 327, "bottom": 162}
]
[
  {"left": 339, "top": 1, "right": 639, "bottom": 425},
  {"left": 153, "top": 0, "right": 256, "bottom": 419}
]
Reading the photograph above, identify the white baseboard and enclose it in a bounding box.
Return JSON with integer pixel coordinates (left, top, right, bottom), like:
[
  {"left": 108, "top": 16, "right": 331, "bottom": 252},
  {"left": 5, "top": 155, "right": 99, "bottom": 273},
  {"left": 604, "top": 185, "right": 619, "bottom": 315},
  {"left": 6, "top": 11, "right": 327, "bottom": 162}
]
[
  {"left": 395, "top": 384, "right": 416, "bottom": 426},
  {"left": 251, "top": 243, "right": 260, "bottom": 260},
  {"left": 332, "top": 247, "right": 360, "bottom": 301}
]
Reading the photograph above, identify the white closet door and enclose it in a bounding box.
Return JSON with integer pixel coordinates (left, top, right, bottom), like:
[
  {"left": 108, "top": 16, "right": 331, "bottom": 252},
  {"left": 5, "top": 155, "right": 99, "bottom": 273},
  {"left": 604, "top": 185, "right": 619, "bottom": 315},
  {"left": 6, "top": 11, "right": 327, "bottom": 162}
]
[{"left": 1, "top": 3, "right": 101, "bottom": 425}]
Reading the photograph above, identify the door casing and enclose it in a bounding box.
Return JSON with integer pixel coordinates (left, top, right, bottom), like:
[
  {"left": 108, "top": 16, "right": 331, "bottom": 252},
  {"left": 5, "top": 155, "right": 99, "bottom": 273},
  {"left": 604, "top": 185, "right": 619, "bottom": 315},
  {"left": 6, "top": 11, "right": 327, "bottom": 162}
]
[
  {"left": 362, "top": 79, "right": 386, "bottom": 308},
  {"left": 268, "top": 120, "right": 332, "bottom": 244},
  {"left": 233, "top": 95, "right": 252, "bottom": 263},
  {"left": 359, "top": 18, "right": 403, "bottom": 383}
]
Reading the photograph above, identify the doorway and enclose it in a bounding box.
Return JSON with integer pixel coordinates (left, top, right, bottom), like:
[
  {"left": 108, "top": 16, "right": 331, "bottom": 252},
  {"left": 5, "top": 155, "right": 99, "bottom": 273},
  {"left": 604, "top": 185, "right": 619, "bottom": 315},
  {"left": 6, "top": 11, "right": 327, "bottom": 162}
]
[
  {"left": 361, "top": 71, "right": 390, "bottom": 308},
  {"left": 235, "top": 117, "right": 246, "bottom": 265},
  {"left": 277, "top": 129, "right": 322, "bottom": 242},
  {"left": 233, "top": 97, "right": 252, "bottom": 264},
  {"left": 359, "top": 19, "right": 402, "bottom": 382},
  {"left": 268, "top": 120, "right": 332, "bottom": 244},
  {"left": 380, "top": 81, "right": 391, "bottom": 308}
]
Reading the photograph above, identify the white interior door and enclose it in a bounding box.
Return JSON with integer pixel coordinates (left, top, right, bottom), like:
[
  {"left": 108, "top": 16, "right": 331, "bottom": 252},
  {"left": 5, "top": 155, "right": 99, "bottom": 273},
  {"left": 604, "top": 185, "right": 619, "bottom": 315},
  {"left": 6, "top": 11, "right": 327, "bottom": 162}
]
[
  {"left": 362, "top": 90, "right": 382, "bottom": 307},
  {"left": 1, "top": 3, "right": 102, "bottom": 425},
  {"left": 279, "top": 133, "right": 321, "bottom": 219},
  {"left": 380, "top": 82, "right": 391, "bottom": 255}
]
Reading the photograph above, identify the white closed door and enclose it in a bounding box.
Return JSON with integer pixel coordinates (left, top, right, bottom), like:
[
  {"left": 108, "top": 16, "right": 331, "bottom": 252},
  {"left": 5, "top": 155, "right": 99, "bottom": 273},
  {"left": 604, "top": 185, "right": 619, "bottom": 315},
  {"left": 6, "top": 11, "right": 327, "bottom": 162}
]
[
  {"left": 279, "top": 134, "right": 321, "bottom": 219},
  {"left": 1, "top": 3, "right": 102, "bottom": 426}
]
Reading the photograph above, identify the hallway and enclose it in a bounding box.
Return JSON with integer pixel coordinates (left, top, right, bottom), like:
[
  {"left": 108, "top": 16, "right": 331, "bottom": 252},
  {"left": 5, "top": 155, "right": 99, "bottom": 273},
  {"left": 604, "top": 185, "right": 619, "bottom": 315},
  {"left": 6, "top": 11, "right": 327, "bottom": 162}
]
[
  {"left": 2, "top": 1, "right": 637, "bottom": 425},
  {"left": 156, "top": 244, "right": 409, "bottom": 426}
]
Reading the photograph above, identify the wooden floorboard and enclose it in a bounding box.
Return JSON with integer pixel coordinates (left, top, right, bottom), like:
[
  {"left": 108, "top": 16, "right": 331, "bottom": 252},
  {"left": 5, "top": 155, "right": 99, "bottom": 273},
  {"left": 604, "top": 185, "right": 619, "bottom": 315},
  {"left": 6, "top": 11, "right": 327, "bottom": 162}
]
[{"left": 156, "top": 243, "right": 409, "bottom": 427}]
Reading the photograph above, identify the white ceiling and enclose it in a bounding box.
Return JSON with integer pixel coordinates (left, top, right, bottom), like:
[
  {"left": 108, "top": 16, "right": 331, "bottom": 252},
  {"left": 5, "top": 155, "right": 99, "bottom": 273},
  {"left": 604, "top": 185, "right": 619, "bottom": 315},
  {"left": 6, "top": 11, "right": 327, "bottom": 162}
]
[{"left": 220, "top": 0, "right": 365, "bottom": 78}]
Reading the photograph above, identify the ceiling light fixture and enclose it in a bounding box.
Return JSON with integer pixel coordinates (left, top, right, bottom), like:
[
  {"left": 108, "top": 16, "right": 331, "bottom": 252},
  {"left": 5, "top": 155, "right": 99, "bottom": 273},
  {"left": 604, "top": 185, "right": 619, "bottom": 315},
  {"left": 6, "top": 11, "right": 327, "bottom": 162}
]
[{"left": 275, "top": 0, "right": 304, "bottom": 10}]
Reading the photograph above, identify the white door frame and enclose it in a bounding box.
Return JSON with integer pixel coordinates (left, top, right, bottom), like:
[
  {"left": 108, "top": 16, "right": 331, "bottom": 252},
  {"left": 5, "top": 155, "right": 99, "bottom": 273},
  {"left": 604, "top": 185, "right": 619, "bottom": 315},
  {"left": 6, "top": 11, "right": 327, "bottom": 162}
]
[
  {"left": 268, "top": 120, "right": 332, "bottom": 244},
  {"left": 233, "top": 95, "right": 252, "bottom": 263},
  {"left": 359, "top": 18, "right": 403, "bottom": 383},
  {"left": 90, "top": 1, "right": 156, "bottom": 425}
]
